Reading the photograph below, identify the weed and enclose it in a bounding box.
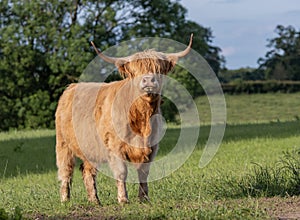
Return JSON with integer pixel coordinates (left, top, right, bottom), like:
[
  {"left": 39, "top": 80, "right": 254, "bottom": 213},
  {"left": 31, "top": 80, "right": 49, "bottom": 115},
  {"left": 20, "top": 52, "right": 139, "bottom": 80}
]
[
  {"left": 239, "top": 163, "right": 288, "bottom": 197},
  {"left": 279, "top": 148, "right": 300, "bottom": 195},
  {"left": 0, "top": 206, "right": 22, "bottom": 220},
  {"left": 242, "top": 148, "right": 300, "bottom": 197},
  {"left": 210, "top": 148, "right": 300, "bottom": 198}
]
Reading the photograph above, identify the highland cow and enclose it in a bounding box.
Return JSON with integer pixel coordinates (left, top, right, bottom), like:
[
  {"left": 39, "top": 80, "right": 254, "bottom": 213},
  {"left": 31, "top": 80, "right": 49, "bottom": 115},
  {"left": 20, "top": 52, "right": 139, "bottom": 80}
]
[{"left": 55, "top": 34, "right": 193, "bottom": 204}]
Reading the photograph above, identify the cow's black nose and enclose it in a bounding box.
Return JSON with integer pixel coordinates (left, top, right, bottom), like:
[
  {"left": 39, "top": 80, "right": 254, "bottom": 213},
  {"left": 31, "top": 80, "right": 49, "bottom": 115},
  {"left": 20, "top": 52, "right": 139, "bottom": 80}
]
[{"left": 140, "top": 74, "right": 158, "bottom": 92}]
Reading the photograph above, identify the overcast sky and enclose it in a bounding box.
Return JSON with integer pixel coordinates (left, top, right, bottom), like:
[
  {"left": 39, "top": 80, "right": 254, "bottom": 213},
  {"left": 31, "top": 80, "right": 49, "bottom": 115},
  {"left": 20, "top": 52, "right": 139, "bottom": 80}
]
[{"left": 180, "top": 0, "right": 300, "bottom": 69}]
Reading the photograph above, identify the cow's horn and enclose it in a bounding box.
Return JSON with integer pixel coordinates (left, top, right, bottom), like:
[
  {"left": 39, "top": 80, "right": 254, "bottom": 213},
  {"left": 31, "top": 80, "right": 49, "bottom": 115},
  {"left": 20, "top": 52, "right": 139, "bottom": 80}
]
[
  {"left": 166, "top": 33, "right": 193, "bottom": 59},
  {"left": 91, "top": 41, "right": 126, "bottom": 64}
]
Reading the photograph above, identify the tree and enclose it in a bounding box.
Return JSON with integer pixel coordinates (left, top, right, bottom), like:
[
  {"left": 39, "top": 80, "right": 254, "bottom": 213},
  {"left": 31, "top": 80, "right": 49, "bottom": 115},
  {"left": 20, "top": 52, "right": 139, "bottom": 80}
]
[
  {"left": 258, "top": 25, "right": 300, "bottom": 80},
  {"left": 0, "top": 0, "right": 127, "bottom": 130},
  {"left": 123, "top": 0, "right": 224, "bottom": 74},
  {"left": 0, "top": 0, "right": 224, "bottom": 130}
]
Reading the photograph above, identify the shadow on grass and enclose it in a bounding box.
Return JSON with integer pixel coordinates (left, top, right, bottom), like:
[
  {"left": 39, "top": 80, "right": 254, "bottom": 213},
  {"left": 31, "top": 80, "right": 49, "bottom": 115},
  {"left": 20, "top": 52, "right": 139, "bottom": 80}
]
[
  {"left": 0, "top": 135, "right": 56, "bottom": 178},
  {"left": 0, "top": 120, "right": 299, "bottom": 178},
  {"left": 223, "top": 120, "right": 300, "bottom": 142}
]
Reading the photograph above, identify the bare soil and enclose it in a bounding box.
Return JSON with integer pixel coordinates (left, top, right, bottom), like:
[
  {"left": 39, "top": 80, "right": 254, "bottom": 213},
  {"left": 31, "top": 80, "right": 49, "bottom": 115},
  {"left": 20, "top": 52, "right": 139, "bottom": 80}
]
[
  {"left": 217, "top": 196, "right": 300, "bottom": 220},
  {"left": 260, "top": 196, "right": 300, "bottom": 220}
]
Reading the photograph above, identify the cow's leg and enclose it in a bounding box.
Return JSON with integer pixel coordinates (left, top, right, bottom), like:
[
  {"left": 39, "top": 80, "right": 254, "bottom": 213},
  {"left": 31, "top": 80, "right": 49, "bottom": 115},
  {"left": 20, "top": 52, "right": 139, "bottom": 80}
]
[
  {"left": 108, "top": 157, "right": 128, "bottom": 204},
  {"left": 80, "top": 161, "right": 100, "bottom": 204},
  {"left": 137, "top": 163, "right": 150, "bottom": 202},
  {"left": 56, "top": 143, "right": 75, "bottom": 202}
]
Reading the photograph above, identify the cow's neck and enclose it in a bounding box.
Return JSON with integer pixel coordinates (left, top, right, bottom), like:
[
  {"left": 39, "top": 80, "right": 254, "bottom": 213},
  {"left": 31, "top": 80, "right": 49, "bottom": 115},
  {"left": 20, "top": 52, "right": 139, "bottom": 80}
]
[{"left": 128, "top": 94, "right": 160, "bottom": 139}]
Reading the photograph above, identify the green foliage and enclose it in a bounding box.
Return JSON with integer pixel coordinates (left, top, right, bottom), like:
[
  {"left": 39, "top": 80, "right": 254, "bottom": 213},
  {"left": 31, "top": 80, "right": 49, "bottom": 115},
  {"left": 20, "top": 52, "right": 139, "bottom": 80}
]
[
  {"left": 0, "top": 0, "right": 222, "bottom": 131},
  {"left": 172, "top": 67, "right": 205, "bottom": 97},
  {"left": 222, "top": 80, "right": 300, "bottom": 94},
  {"left": 122, "top": 0, "right": 225, "bottom": 74},
  {"left": 161, "top": 98, "right": 179, "bottom": 123},
  {"left": 219, "top": 67, "right": 265, "bottom": 83},
  {"left": 0, "top": 0, "right": 94, "bottom": 130},
  {"left": 258, "top": 25, "right": 300, "bottom": 80}
]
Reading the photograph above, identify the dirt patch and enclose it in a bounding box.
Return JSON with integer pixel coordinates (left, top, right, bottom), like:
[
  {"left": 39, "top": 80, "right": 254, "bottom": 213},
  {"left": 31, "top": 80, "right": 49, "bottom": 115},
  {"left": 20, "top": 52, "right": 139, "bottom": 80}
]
[
  {"left": 215, "top": 196, "right": 300, "bottom": 219},
  {"left": 259, "top": 196, "right": 300, "bottom": 220}
]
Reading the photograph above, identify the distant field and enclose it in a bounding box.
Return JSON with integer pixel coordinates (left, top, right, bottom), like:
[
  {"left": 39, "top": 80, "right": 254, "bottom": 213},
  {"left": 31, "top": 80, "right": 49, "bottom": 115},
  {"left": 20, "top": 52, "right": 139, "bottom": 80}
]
[
  {"left": 196, "top": 92, "right": 300, "bottom": 124},
  {"left": 0, "top": 93, "right": 299, "bottom": 219}
]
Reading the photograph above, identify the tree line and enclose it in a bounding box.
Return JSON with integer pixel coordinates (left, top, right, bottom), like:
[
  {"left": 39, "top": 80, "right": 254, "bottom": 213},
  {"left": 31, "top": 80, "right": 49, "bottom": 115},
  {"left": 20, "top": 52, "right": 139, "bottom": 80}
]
[
  {"left": 219, "top": 25, "right": 300, "bottom": 94},
  {"left": 0, "top": 0, "right": 299, "bottom": 130},
  {"left": 221, "top": 25, "right": 300, "bottom": 82}
]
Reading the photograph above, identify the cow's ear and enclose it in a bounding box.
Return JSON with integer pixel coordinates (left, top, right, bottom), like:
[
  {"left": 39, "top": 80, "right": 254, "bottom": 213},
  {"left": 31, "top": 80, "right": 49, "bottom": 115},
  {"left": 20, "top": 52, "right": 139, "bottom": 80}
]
[
  {"left": 116, "top": 64, "right": 126, "bottom": 78},
  {"left": 116, "top": 62, "right": 132, "bottom": 78},
  {"left": 165, "top": 59, "right": 177, "bottom": 74}
]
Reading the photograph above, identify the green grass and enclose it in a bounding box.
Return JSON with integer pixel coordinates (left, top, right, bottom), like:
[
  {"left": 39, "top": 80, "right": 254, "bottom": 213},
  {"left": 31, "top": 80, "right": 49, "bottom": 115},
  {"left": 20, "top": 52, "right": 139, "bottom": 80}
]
[
  {"left": 0, "top": 130, "right": 55, "bottom": 178},
  {"left": 0, "top": 93, "right": 300, "bottom": 219},
  {"left": 196, "top": 92, "right": 300, "bottom": 124}
]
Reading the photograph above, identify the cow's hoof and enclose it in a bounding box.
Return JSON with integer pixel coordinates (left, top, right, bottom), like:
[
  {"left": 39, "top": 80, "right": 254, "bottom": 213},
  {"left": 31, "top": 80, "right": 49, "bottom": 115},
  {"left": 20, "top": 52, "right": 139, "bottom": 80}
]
[
  {"left": 139, "top": 195, "right": 150, "bottom": 203},
  {"left": 118, "top": 197, "right": 129, "bottom": 205},
  {"left": 60, "top": 199, "right": 70, "bottom": 204},
  {"left": 88, "top": 197, "right": 101, "bottom": 206},
  {"left": 60, "top": 195, "right": 70, "bottom": 203}
]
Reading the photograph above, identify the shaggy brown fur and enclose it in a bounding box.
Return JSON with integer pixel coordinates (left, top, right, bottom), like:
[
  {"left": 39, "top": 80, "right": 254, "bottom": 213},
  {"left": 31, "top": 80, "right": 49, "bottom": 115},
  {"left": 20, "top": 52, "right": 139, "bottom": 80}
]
[{"left": 56, "top": 36, "right": 192, "bottom": 204}]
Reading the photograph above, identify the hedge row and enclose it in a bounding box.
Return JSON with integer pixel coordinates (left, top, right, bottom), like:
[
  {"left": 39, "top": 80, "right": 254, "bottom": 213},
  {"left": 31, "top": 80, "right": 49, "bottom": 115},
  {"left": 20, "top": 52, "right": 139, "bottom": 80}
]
[{"left": 222, "top": 80, "right": 300, "bottom": 94}]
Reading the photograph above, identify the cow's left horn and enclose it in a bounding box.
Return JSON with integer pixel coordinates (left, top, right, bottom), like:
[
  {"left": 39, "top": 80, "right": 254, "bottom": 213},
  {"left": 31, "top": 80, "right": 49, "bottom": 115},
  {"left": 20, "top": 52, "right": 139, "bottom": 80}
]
[
  {"left": 166, "top": 33, "right": 193, "bottom": 59},
  {"left": 91, "top": 41, "right": 127, "bottom": 65}
]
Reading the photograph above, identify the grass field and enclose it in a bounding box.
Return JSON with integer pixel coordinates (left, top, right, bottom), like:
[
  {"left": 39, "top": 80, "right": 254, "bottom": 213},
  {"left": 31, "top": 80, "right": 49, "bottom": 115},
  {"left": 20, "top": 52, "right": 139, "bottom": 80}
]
[{"left": 0, "top": 93, "right": 299, "bottom": 219}]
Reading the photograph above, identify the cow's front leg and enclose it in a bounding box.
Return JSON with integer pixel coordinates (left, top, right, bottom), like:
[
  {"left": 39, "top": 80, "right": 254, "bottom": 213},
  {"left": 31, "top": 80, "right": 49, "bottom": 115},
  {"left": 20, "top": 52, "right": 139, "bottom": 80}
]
[
  {"left": 108, "top": 156, "right": 128, "bottom": 204},
  {"left": 137, "top": 163, "right": 150, "bottom": 202},
  {"left": 116, "top": 179, "right": 128, "bottom": 204}
]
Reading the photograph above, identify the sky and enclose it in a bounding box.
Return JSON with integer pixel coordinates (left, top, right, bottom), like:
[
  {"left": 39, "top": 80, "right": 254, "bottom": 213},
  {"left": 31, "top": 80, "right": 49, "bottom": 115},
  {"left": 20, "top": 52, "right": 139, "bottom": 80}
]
[{"left": 180, "top": 0, "right": 300, "bottom": 69}]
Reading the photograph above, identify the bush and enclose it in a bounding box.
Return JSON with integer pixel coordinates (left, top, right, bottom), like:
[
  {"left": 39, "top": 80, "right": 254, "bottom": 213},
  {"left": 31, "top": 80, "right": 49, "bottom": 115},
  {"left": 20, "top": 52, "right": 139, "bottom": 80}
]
[{"left": 222, "top": 80, "right": 300, "bottom": 94}]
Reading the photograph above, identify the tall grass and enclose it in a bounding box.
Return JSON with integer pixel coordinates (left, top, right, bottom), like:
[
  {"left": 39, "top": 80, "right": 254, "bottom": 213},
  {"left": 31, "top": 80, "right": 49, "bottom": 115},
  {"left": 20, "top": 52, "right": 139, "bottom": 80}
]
[{"left": 209, "top": 148, "right": 300, "bottom": 198}]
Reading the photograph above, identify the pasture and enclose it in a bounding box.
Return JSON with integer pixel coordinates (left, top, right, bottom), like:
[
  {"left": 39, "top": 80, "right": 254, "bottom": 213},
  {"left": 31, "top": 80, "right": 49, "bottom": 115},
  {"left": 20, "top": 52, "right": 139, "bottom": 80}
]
[{"left": 0, "top": 93, "right": 299, "bottom": 219}]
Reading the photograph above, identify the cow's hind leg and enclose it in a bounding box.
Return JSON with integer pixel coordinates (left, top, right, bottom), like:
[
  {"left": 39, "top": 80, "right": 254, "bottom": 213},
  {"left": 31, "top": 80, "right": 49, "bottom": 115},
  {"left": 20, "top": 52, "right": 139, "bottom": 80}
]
[
  {"left": 80, "top": 162, "right": 100, "bottom": 205},
  {"left": 56, "top": 144, "right": 75, "bottom": 202},
  {"left": 137, "top": 163, "right": 150, "bottom": 202}
]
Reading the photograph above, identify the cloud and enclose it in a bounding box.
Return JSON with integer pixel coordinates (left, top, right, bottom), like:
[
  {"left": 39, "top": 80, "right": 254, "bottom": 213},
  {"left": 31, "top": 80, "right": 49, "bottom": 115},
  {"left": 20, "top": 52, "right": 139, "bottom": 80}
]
[
  {"left": 220, "top": 46, "right": 236, "bottom": 56},
  {"left": 211, "top": 0, "right": 242, "bottom": 4}
]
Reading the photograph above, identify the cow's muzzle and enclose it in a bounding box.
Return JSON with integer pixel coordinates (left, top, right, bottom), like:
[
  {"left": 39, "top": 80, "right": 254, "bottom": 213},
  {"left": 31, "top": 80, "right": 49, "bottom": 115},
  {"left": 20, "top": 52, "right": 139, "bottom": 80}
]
[{"left": 140, "top": 74, "right": 159, "bottom": 93}]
